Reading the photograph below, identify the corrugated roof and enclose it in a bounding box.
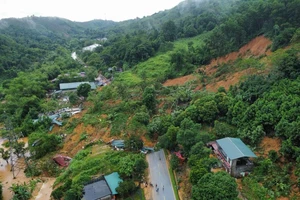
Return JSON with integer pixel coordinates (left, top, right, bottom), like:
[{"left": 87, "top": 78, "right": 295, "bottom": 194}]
[
  {"left": 104, "top": 172, "right": 123, "bottom": 195},
  {"left": 83, "top": 179, "right": 111, "bottom": 200},
  {"left": 59, "top": 82, "right": 96, "bottom": 90},
  {"left": 216, "top": 137, "right": 257, "bottom": 159}
]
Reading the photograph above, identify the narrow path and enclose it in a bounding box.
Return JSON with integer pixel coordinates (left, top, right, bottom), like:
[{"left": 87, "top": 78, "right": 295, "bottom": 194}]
[
  {"left": 147, "top": 149, "right": 176, "bottom": 200},
  {"left": 34, "top": 178, "right": 56, "bottom": 200}
]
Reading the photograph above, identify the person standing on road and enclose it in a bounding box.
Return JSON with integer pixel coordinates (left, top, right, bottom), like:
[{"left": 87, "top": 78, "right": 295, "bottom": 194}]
[{"left": 163, "top": 185, "right": 164, "bottom": 191}]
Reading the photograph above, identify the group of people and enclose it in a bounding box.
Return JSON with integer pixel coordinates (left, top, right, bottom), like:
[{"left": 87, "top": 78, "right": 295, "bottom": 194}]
[{"left": 154, "top": 184, "right": 164, "bottom": 192}]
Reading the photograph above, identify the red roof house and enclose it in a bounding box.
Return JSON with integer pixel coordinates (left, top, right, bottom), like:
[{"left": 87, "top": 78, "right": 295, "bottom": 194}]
[{"left": 53, "top": 155, "right": 72, "bottom": 167}]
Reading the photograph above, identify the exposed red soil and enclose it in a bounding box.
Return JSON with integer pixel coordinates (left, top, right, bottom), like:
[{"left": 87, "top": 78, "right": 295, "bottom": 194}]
[
  {"left": 204, "top": 35, "right": 272, "bottom": 76},
  {"left": 163, "top": 74, "right": 197, "bottom": 87},
  {"left": 163, "top": 36, "right": 272, "bottom": 91},
  {"left": 59, "top": 122, "right": 113, "bottom": 157},
  {"left": 257, "top": 136, "right": 281, "bottom": 158},
  {"left": 203, "top": 68, "right": 260, "bottom": 92}
]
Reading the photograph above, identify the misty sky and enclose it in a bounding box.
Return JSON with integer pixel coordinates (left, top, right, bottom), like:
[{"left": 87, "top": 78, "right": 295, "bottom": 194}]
[{"left": 0, "top": 0, "right": 184, "bottom": 22}]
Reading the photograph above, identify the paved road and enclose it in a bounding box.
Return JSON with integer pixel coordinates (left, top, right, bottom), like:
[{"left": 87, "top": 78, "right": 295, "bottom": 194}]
[{"left": 147, "top": 149, "right": 176, "bottom": 200}]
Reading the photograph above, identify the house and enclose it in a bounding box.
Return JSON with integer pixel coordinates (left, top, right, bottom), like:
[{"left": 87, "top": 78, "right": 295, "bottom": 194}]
[
  {"left": 110, "top": 140, "right": 125, "bottom": 149},
  {"left": 207, "top": 137, "right": 257, "bottom": 177},
  {"left": 59, "top": 82, "right": 96, "bottom": 91},
  {"left": 83, "top": 172, "right": 123, "bottom": 200}
]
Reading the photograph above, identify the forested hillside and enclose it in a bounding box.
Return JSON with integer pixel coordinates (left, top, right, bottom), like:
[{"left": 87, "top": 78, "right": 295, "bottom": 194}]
[{"left": 0, "top": 0, "right": 299, "bottom": 199}]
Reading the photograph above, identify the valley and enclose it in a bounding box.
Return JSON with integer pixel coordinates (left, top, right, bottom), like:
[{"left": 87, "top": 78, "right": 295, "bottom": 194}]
[{"left": 0, "top": 0, "right": 299, "bottom": 199}]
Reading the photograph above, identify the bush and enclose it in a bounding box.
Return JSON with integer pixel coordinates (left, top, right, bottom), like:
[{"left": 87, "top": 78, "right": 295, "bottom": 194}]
[
  {"left": 268, "top": 150, "right": 279, "bottom": 163},
  {"left": 116, "top": 180, "right": 137, "bottom": 198},
  {"left": 133, "top": 111, "right": 150, "bottom": 125},
  {"left": 170, "top": 154, "right": 180, "bottom": 171}
]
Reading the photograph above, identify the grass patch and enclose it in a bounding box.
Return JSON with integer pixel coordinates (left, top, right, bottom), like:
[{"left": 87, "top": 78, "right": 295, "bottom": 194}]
[
  {"left": 114, "top": 71, "right": 142, "bottom": 87},
  {"left": 164, "top": 149, "right": 180, "bottom": 200},
  {"left": 135, "top": 54, "right": 171, "bottom": 80}
]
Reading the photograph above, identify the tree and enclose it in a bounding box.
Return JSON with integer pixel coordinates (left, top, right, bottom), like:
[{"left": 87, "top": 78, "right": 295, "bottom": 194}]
[
  {"left": 276, "top": 48, "right": 300, "bottom": 79},
  {"left": 29, "top": 132, "right": 62, "bottom": 159},
  {"left": 194, "top": 96, "right": 219, "bottom": 123},
  {"left": 12, "top": 142, "right": 25, "bottom": 158},
  {"left": 161, "top": 20, "right": 177, "bottom": 42},
  {"left": 10, "top": 183, "right": 31, "bottom": 200},
  {"left": 0, "top": 148, "right": 10, "bottom": 164},
  {"left": 116, "top": 180, "right": 137, "bottom": 198},
  {"left": 142, "top": 86, "right": 156, "bottom": 113},
  {"left": 189, "top": 142, "right": 211, "bottom": 159},
  {"left": 119, "top": 154, "right": 147, "bottom": 179},
  {"left": 77, "top": 83, "right": 91, "bottom": 98},
  {"left": 124, "top": 135, "right": 143, "bottom": 152},
  {"left": 177, "top": 118, "right": 201, "bottom": 155},
  {"left": 69, "top": 92, "right": 79, "bottom": 105},
  {"left": 158, "top": 125, "right": 179, "bottom": 150},
  {"left": 190, "top": 167, "right": 208, "bottom": 185},
  {"left": 192, "top": 171, "right": 238, "bottom": 200}
]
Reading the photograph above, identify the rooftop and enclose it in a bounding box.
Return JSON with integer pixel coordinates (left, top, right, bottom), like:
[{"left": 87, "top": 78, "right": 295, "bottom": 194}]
[
  {"left": 59, "top": 82, "right": 96, "bottom": 90},
  {"left": 104, "top": 172, "right": 123, "bottom": 195},
  {"left": 216, "top": 137, "right": 257, "bottom": 160},
  {"left": 83, "top": 179, "right": 111, "bottom": 200}
]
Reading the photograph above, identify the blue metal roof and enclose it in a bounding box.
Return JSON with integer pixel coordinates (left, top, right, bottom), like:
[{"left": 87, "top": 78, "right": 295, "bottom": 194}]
[
  {"left": 216, "top": 137, "right": 257, "bottom": 159},
  {"left": 104, "top": 172, "right": 123, "bottom": 195},
  {"left": 59, "top": 82, "right": 96, "bottom": 90}
]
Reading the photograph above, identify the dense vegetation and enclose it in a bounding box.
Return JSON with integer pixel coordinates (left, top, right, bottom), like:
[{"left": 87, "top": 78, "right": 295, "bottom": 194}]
[{"left": 0, "top": 0, "right": 299, "bottom": 199}]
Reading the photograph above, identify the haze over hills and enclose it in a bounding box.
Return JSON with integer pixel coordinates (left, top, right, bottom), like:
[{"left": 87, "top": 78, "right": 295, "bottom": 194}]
[{"left": 0, "top": 0, "right": 299, "bottom": 199}]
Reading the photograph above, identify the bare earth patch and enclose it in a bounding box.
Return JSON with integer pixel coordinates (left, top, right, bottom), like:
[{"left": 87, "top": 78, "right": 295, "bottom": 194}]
[
  {"left": 163, "top": 74, "right": 197, "bottom": 87},
  {"left": 257, "top": 136, "right": 281, "bottom": 158},
  {"left": 204, "top": 35, "right": 272, "bottom": 76},
  {"left": 163, "top": 36, "right": 272, "bottom": 91}
]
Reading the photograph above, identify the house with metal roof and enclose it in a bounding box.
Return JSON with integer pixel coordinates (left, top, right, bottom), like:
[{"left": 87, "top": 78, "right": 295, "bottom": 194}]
[
  {"left": 82, "top": 172, "right": 123, "bottom": 200},
  {"left": 207, "top": 137, "right": 257, "bottom": 177},
  {"left": 59, "top": 82, "right": 96, "bottom": 91}
]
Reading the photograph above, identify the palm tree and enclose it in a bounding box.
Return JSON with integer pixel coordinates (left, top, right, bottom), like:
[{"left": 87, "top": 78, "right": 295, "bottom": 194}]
[{"left": 9, "top": 183, "right": 31, "bottom": 200}]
